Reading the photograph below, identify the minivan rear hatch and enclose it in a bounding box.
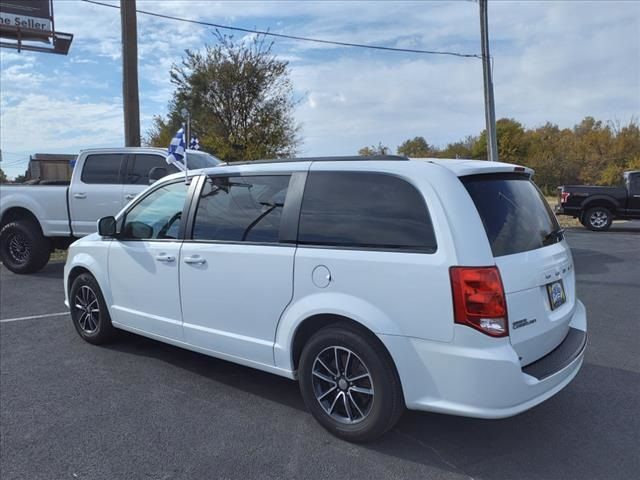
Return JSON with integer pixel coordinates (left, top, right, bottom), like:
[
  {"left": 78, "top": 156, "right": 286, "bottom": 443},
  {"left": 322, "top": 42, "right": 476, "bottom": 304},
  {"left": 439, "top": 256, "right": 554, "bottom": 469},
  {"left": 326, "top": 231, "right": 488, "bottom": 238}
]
[{"left": 462, "top": 173, "right": 575, "bottom": 366}]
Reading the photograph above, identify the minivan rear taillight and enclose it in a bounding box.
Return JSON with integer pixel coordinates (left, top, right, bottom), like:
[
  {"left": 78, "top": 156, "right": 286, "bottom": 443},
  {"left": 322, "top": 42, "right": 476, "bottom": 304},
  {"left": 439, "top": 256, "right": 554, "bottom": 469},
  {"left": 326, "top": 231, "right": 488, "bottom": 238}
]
[
  {"left": 560, "top": 191, "right": 571, "bottom": 203},
  {"left": 450, "top": 266, "right": 508, "bottom": 337}
]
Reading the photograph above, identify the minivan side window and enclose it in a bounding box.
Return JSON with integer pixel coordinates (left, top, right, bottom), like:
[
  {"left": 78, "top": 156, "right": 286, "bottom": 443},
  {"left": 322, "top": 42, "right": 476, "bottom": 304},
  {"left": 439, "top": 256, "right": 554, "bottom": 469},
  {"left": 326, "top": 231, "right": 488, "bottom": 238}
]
[
  {"left": 81, "top": 154, "right": 123, "bottom": 184},
  {"left": 126, "top": 154, "right": 179, "bottom": 184},
  {"left": 192, "top": 175, "right": 291, "bottom": 243},
  {"left": 121, "top": 181, "right": 188, "bottom": 240},
  {"left": 298, "top": 172, "right": 437, "bottom": 252}
]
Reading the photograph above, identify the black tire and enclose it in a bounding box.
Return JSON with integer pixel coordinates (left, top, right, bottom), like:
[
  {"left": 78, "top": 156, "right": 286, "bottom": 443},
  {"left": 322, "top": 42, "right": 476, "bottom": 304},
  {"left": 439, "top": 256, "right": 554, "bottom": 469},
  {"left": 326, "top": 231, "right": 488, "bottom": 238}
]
[
  {"left": 298, "top": 324, "right": 404, "bottom": 442},
  {"left": 579, "top": 215, "right": 588, "bottom": 228},
  {"left": 0, "top": 220, "right": 51, "bottom": 274},
  {"left": 69, "top": 273, "right": 117, "bottom": 345},
  {"left": 584, "top": 206, "right": 613, "bottom": 231}
]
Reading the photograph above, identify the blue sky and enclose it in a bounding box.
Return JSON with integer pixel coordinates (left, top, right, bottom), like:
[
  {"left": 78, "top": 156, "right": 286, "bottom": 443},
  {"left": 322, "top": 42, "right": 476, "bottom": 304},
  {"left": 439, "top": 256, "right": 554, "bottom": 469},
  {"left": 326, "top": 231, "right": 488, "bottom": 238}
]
[{"left": 1, "top": 0, "right": 639, "bottom": 178}]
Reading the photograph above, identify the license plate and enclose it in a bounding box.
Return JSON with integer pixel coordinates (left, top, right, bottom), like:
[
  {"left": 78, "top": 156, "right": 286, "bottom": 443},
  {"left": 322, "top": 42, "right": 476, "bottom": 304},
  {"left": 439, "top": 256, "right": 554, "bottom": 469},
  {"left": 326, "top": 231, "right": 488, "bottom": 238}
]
[{"left": 546, "top": 280, "right": 566, "bottom": 310}]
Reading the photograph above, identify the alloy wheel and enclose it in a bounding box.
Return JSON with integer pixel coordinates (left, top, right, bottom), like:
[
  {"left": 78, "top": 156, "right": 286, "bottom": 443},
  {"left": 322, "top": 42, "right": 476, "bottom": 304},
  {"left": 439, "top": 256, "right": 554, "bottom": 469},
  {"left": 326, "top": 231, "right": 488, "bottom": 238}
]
[
  {"left": 589, "top": 210, "right": 608, "bottom": 229},
  {"left": 311, "top": 346, "right": 374, "bottom": 424},
  {"left": 7, "top": 233, "right": 30, "bottom": 264},
  {"left": 74, "top": 285, "right": 100, "bottom": 334}
]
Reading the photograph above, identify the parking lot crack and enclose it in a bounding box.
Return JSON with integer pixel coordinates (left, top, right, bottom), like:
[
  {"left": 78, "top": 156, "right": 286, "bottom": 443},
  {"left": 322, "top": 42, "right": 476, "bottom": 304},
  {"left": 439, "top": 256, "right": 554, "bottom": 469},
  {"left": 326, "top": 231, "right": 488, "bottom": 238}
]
[{"left": 394, "top": 429, "right": 475, "bottom": 480}]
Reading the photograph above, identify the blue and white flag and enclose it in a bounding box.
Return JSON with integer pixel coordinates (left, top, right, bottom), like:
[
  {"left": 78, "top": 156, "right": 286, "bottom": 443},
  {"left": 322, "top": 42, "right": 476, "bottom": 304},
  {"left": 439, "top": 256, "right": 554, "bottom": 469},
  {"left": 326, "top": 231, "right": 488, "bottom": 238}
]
[
  {"left": 189, "top": 136, "right": 200, "bottom": 150},
  {"left": 166, "top": 127, "right": 187, "bottom": 171}
]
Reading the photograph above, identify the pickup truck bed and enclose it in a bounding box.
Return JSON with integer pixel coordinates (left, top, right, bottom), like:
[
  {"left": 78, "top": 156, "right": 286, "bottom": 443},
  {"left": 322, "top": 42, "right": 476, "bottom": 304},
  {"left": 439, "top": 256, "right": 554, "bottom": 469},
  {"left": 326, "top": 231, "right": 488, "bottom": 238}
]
[{"left": 1, "top": 184, "right": 74, "bottom": 238}]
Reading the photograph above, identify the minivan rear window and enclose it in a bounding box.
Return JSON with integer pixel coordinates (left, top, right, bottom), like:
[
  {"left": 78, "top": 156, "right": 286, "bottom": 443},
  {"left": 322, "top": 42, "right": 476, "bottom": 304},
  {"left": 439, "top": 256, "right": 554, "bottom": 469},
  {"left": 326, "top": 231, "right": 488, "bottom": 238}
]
[
  {"left": 298, "top": 172, "right": 437, "bottom": 252},
  {"left": 462, "top": 173, "right": 561, "bottom": 257}
]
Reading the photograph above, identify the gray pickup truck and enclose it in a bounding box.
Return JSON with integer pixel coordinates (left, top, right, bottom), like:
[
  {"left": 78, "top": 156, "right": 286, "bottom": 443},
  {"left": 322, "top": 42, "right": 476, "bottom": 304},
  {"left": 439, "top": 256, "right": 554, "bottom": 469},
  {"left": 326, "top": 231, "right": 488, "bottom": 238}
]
[{"left": 0, "top": 147, "right": 220, "bottom": 273}]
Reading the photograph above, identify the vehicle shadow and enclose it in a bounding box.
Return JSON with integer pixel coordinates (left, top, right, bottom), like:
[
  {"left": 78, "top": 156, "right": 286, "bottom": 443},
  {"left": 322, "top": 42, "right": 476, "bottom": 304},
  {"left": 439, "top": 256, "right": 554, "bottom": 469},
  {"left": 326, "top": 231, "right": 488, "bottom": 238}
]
[
  {"left": 102, "top": 333, "right": 639, "bottom": 480},
  {"left": 104, "top": 331, "right": 306, "bottom": 412},
  {"left": 26, "top": 260, "right": 65, "bottom": 278},
  {"left": 370, "top": 362, "right": 639, "bottom": 479},
  {"left": 0, "top": 260, "right": 65, "bottom": 278}
]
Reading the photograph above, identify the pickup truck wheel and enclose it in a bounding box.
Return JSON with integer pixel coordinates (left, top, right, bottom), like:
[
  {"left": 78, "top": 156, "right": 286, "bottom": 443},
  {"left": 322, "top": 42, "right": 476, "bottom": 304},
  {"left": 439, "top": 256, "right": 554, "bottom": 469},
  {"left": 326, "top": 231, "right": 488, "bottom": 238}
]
[
  {"left": 70, "top": 273, "right": 116, "bottom": 345},
  {"left": 584, "top": 206, "right": 612, "bottom": 231},
  {"left": 298, "top": 325, "right": 404, "bottom": 442},
  {"left": 0, "top": 220, "right": 51, "bottom": 274}
]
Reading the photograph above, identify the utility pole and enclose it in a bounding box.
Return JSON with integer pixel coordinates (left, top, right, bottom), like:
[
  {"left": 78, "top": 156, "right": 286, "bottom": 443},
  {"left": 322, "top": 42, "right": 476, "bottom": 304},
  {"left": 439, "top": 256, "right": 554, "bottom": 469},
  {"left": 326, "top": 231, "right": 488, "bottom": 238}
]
[
  {"left": 121, "top": 0, "right": 140, "bottom": 147},
  {"left": 479, "top": 0, "right": 498, "bottom": 161}
]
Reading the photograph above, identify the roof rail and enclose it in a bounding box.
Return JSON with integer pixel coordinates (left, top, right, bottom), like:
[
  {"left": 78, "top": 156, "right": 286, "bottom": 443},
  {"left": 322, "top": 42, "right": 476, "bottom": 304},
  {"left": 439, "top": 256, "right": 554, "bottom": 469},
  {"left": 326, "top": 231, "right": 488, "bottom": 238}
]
[{"left": 220, "top": 155, "right": 409, "bottom": 166}]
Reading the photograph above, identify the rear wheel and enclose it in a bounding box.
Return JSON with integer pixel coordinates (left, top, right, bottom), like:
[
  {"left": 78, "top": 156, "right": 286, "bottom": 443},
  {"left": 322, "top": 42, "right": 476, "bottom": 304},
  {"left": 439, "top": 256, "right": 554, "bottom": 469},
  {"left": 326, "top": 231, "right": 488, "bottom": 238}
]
[
  {"left": 298, "top": 324, "right": 404, "bottom": 442},
  {"left": 0, "top": 220, "right": 51, "bottom": 274},
  {"left": 584, "top": 206, "right": 612, "bottom": 231},
  {"left": 70, "top": 273, "right": 116, "bottom": 344}
]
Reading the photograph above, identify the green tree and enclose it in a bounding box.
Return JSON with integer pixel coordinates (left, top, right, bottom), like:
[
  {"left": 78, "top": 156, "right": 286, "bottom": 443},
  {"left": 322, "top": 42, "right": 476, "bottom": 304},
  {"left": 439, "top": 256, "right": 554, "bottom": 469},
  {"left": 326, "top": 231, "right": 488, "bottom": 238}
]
[
  {"left": 397, "top": 136, "right": 437, "bottom": 157},
  {"left": 388, "top": 116, "right": 639, "bottom": 193},
  {"left": 0, "top": 167, "right": 7, "bottom": 183},
  {"left": 146, "top": 31, "right": 300, "bottom": 161},
  {"left": 597, "top": 119, "right": 640, "bottom": 185},
  {"left": 571, "top": 116, "right": 614, "bottom": 184},
  {"left": 358, "top": 142, "right": 390, "bottom": 156},
  {"left": 438, "top": 135, "right": 478, "bottom": 159},
  {"left": 473, "top": 118, "right": 528, "bottom": 162}
]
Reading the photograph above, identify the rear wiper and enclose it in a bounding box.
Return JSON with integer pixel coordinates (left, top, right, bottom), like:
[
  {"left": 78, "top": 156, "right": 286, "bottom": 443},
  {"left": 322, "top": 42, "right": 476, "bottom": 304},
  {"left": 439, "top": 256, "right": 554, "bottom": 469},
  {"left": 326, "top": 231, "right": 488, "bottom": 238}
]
[
  {"left": 542, "top": 228, "right": 565, "bottom": 245},
  {"left": 498, "top": 191, "right": 518, "bottom": 210}
]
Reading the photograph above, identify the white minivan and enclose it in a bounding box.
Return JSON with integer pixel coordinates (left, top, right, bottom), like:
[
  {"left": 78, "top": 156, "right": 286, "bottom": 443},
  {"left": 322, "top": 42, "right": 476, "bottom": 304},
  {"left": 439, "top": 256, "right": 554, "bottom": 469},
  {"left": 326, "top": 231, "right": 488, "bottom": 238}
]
[{"left": 64, "top": 156, "right": 587, "bottom": 441}]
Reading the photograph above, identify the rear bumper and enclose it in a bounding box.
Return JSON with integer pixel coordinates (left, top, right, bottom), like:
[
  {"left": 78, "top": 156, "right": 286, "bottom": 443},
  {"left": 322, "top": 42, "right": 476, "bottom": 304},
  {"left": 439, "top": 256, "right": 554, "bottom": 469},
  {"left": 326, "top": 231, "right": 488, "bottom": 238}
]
[
  {"left": 555, "top": 204, "right": 582, "bottom": 217},
  {"left": 380, "top": 300, "right": 587, "bottom": 419}
]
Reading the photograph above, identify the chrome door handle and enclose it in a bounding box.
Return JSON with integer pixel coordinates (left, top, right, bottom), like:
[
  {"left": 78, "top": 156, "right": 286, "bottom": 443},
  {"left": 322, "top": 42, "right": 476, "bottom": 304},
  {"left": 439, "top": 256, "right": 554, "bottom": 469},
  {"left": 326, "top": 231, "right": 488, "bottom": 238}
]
[
  {"left": 73, "top": 193, "right": 87, "bottom": 199},
  {"left": 125, "top": 193, "right": 136, "bottom": 200},
  {"left": 184, "top": 255, "right": 206, "bottom": 265},
  {"left": 155, "top": 254, "right": 175, "bottom": 263}
]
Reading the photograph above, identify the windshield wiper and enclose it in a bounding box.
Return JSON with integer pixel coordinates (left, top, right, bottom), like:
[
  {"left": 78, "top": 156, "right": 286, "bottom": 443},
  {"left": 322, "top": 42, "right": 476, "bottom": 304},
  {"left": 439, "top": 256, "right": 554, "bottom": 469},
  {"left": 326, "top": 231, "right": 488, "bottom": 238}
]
[{"left": 542, "top": 227, "right": 565, "bottom": 245}]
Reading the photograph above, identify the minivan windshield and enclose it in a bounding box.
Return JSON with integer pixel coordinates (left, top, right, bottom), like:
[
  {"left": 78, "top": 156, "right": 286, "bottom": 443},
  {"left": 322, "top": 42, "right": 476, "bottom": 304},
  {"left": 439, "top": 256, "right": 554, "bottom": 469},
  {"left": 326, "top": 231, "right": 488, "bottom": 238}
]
[{"left": 462, "top": 173, "right": 561, "bottom": 257}]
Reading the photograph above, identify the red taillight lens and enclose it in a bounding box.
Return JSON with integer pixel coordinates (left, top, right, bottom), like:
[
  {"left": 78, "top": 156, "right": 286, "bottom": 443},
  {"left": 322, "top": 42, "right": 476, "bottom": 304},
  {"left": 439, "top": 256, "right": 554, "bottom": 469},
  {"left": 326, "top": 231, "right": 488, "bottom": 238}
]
[
  {"left": 560, "top": 191, "right": 570, "bottom": 203},
  {"left": 450, "top": 266, "right": 508, "bottom": 337}
]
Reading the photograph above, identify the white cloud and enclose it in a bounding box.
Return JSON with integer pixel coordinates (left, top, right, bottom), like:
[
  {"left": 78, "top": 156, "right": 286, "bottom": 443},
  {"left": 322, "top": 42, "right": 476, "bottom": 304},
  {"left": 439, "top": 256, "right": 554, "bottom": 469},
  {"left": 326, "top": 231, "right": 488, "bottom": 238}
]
[
  {"left": 0, "top": 0, "right": 637, "bottom": 164},
  {"left": 0, "top": 94, "right": 123, "bottom": 153}
]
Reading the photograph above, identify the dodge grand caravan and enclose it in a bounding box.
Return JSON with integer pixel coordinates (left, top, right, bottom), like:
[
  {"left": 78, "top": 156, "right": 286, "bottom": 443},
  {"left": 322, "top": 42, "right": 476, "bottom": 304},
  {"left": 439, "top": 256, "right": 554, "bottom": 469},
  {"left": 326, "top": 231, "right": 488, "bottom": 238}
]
[{"left": 64, "top": 156, "right": 587, "bottom": 442}]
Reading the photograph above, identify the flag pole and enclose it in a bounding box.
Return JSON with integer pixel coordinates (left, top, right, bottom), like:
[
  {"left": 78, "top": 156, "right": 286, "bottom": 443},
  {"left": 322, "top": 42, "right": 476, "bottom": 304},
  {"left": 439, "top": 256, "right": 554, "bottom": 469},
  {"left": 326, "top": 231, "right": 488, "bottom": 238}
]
[{"left": 182, "top": 123, "right": 188, "bottom": 183}]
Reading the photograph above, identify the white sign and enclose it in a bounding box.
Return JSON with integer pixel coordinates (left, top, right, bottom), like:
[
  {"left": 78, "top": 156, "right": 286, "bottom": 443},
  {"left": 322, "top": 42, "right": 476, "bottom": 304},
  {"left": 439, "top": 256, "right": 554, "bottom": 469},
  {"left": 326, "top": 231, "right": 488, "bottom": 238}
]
[{"left": 0, "top": 13, "right": 52, "bottom": 32}]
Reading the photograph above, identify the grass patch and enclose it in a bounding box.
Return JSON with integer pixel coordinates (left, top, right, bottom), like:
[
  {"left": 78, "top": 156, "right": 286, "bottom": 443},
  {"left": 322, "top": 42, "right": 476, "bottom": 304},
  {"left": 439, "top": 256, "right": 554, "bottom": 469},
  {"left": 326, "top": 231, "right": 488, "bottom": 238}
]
[
  {"left": 544, "top": 196, "right": 582, "bottom": 229},
  {"left": 50, "top": 250, "right": 68, "bottom": 262}
]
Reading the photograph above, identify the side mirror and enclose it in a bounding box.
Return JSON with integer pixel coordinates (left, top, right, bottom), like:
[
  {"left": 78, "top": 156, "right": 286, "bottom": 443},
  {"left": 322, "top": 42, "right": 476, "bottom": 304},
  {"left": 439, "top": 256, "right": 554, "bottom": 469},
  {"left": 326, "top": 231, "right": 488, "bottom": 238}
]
[
  {"left": 98, "top": 216, "right": 117, "bottom": 237},
  {"left": 148, "top": 166, "right": 168, "bottom": 184}
]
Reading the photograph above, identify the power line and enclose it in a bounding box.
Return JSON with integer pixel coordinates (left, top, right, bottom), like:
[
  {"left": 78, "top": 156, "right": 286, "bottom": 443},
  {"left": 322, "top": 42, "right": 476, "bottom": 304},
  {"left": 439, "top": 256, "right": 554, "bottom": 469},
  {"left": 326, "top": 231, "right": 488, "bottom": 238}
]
[
  {"left": 81, "top": 0, "right": 481, "bottom": 59},
  {"left": 0, "top": 150, "right": 28, "bottom": 158},
  {"left": 1, "top": 158, "right": 30, "bottom": 167}
]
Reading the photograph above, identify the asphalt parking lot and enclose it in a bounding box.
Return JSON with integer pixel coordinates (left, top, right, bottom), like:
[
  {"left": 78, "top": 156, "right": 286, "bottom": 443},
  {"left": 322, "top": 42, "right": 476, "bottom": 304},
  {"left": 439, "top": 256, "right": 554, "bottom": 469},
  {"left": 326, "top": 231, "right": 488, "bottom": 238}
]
[{"left": 1, "top": 224, "right": 639, "bottom": 480}]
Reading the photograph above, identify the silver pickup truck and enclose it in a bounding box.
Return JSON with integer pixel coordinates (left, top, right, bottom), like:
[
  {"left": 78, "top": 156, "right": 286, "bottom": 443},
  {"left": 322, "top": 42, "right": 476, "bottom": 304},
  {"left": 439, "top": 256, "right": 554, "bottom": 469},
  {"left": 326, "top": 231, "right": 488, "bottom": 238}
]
[{"left": 0, "top": 147, "right": 220, "bottom": 273}]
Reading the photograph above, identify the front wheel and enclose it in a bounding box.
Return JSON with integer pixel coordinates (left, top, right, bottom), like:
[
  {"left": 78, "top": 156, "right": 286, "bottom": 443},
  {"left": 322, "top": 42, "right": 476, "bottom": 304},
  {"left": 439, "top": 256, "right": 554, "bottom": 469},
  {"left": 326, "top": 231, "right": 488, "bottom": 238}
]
[
  {"left": 584, "top": 206, "right": 612, "bottom": 231},
  {"left": 0, "top": 220, "right": 51, "bottom": 274},
  {"left": 298, "top": 324, "right": 404, "bottom": 442},
  {"left": 69, "top": 273, "right": 116, "bottom": 344}
]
